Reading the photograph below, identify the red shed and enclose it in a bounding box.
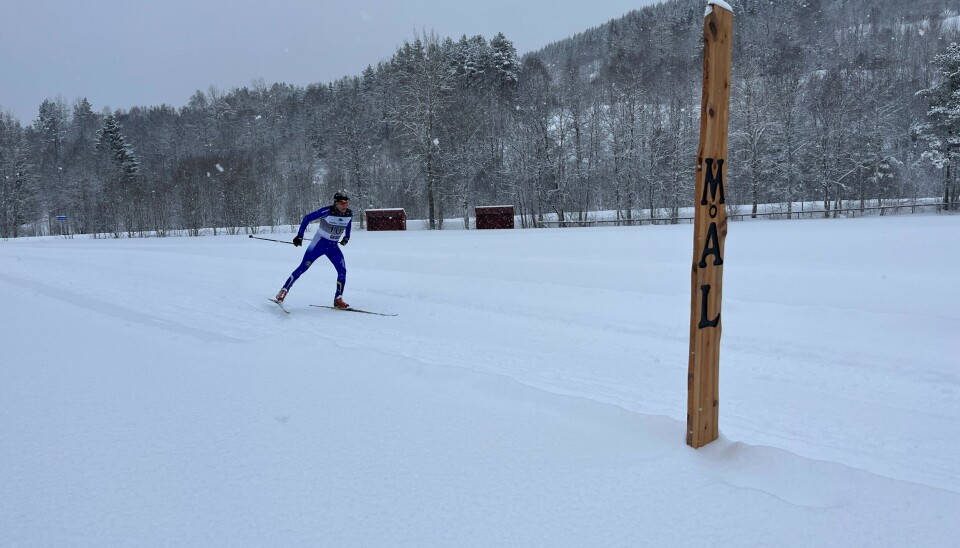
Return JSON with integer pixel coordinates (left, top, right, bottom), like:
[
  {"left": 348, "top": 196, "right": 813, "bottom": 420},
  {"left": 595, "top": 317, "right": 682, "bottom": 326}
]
[
  {"left": 365, "top": 208, "right": 407, "bottom": 231},
  {"left": 475, "top": 205, "right": 515, "bottom": 230}
]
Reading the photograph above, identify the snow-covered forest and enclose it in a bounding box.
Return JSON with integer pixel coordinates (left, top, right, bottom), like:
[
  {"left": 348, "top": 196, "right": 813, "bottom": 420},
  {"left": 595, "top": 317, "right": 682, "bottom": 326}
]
[{"left": 1, "top": 0, "right": 959, "bottom": 238}]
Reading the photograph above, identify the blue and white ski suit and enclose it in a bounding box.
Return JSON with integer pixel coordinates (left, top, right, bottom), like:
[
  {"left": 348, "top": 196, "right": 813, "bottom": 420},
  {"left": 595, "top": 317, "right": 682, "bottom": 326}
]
[{"left": 282, "top": 205, "right": 353, "bottom": 298}]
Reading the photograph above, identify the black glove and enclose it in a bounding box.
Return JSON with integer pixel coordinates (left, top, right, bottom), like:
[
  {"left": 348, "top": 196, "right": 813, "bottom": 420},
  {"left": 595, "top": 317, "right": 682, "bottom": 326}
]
[
  {"left": 292, "top": 236, "right": 303, "bottom": 247},
  {"left": 339, "top": 238, "right": 349, "bottom": 247}
]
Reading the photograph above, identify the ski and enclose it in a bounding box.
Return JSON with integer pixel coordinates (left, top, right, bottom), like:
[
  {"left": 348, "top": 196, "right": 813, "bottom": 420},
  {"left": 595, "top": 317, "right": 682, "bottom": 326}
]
[
  {"left": 310, "top": 305, "right": 397, "bottom": 316},
  {"left": 268, "top": 298, "right": 290, "bottom": 314}
]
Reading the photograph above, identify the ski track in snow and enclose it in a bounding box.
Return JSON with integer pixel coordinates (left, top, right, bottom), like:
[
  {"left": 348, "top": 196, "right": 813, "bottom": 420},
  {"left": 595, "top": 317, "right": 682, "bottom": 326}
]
[{"left": 0, "top": 271, "right": 243, "bottom": 343}]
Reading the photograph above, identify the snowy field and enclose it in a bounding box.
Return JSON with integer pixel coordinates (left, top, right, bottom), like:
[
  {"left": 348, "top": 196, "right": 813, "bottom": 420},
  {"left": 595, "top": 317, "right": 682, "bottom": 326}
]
[{"left": 1, "top": 214, "right": 958, "bottom": 546}]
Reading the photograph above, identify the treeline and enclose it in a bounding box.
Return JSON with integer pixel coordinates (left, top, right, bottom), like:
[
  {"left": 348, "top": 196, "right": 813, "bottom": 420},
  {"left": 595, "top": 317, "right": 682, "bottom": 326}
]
[{"left": 2, "top": 0, "right": 959, "bottom": 238}]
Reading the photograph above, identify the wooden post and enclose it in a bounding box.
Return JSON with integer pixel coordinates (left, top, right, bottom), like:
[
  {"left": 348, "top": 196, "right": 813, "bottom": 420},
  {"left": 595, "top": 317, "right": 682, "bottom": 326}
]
[{"left": 687, "top": 0, "right": 733, "bottom": 449}]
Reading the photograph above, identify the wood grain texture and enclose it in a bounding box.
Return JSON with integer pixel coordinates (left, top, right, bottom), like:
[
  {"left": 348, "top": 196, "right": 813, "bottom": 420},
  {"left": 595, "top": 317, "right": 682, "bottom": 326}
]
[{"left": 687, "top": 3, "right": 733, "bottom": 449}]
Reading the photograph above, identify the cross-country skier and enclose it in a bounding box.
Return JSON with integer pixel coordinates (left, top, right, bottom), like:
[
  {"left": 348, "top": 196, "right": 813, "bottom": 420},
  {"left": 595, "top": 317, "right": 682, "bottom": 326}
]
[{"left": 274, "top": 191, "right": 352, "bottom": 309}]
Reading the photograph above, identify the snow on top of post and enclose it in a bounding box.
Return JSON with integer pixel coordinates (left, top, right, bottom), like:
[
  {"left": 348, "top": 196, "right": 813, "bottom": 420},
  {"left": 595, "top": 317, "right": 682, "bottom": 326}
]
[{"left": 705, "top": 0, "right": 733, "bottom": 17}]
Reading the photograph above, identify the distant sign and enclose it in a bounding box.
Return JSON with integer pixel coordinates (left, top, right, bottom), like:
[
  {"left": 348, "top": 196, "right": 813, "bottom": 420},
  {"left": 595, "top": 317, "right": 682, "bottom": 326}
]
[{"left": 55, "top": 215, "right": 67, "bottom": 222}]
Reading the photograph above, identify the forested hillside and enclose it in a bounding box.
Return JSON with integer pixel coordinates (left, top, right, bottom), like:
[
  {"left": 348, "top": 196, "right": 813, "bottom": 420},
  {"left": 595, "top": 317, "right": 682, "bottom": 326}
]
[{"left": 2, "top": 0, "right": 958, "bottom": 237}]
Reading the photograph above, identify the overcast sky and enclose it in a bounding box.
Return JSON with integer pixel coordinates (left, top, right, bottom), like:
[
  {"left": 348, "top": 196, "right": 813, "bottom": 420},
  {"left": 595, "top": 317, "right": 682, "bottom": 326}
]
[{"left": 2, "top": 0, "right": 663, "bottom": 123}]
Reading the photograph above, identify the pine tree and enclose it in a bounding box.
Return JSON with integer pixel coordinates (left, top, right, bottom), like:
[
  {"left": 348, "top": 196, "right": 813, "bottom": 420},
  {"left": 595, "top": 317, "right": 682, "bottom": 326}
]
[
  {"left": 96, "top": 115, "right": 139, "bottom": 180},
  {"left": 917, "top": 42, "right": 960, "bottom": 210},
  {"left": 33, "top": 99, "right": 68, "bottom": 230},
  {"left": 0, "top": 114, "right": 39, "bottom": 237},
  {"left": 95, "top": 114, "right": 141, "bottom": 236},
  {"left": 490, "top": 32, "right": 520, "bottom": 94},
  {"left": 64, "top": 98, "right": 100, "bottom": 236}
]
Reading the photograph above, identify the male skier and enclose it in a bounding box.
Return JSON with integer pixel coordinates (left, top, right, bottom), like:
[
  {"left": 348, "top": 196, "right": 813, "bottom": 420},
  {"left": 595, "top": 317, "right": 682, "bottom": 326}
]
[{"left": 273, "top": 191, "right": 352, "bottom": 309}]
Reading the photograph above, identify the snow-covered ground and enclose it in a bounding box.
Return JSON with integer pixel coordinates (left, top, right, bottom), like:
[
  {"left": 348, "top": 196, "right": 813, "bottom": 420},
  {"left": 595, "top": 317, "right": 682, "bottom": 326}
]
[{"left": 1, "top": 214, "right": 958, "bottom": 546}]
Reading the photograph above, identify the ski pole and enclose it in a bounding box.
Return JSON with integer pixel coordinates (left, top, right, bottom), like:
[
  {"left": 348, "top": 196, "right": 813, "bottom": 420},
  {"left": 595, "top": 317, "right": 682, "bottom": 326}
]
[{"left": 248, "top": 234, "right": 295, "bottom": 245}]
